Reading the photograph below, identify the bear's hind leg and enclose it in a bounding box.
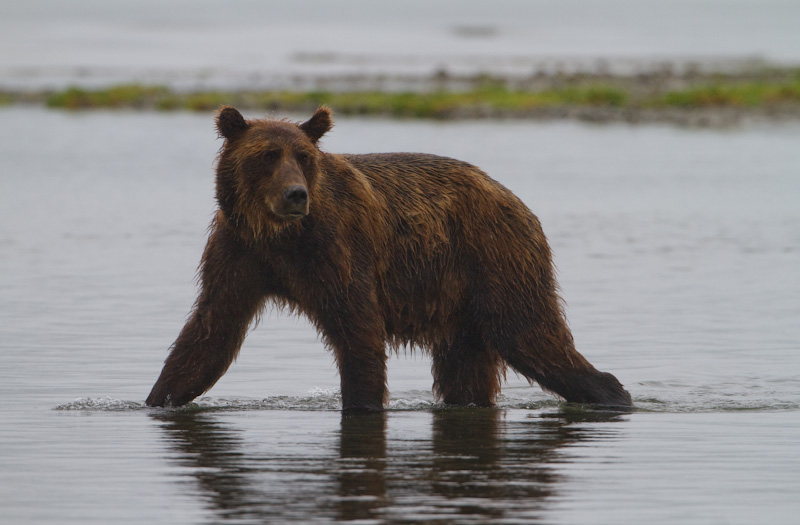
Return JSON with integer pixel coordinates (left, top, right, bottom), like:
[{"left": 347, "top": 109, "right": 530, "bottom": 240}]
[
  {"left": 431, "top": 329, "right": 504, "bottom": 407},
  {"left": 500, "top": 330, "right": 632, "bottom": 407}
]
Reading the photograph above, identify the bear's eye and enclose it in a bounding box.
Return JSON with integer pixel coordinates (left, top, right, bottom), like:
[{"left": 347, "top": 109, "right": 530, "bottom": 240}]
[
  {"left": 262, "top": 149, "right": 280, "bottom": 162},
  {"left": 296, "top": 152, "right": 310, "bottom": 164}
]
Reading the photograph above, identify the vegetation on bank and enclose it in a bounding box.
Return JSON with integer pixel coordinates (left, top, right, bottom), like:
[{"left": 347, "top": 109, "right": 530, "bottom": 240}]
[
  {"left": 38, "top": 84, "right": 635, "bottom": 115},
  {"left": 3, "top": 69, "right": 800, "bottom": 123}
]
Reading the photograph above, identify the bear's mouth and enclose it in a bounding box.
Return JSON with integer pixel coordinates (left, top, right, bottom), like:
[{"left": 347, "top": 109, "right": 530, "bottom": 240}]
[
  {"left": 269, "top": 202, "right": 309, "bottom": 221},
  {"left": 273, "top": 209, "right": 308, "bottom": 221}
]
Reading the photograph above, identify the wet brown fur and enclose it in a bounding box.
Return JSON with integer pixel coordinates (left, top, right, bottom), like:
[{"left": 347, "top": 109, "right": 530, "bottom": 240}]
[{"left": 146, "top": 106, "right": 632, "bottom": 410}]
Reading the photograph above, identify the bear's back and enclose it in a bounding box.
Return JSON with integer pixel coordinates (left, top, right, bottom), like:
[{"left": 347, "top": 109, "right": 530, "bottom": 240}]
[
  {"left": 340, "top": 152, "right": 522, "bottom": 216},
  {"left": 339, "top": 151, "right": 544, "bottom": 277},
  {"left": 341, "top": 152, "right": 534, "bottom": 233},
  {"left": 343, "top": 152, "right": 485, "bottom": 191}
]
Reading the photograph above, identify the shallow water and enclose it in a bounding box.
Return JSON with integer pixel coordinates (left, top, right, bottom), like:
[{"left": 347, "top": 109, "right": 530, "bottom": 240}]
[{"left": 1, "top": 108, "right": 799, "bottom": 523}]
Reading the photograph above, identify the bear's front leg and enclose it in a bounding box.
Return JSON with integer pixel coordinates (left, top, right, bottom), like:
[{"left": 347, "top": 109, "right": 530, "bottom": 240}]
[
  {"left": 336, "top": 342, "right": 388, "bottom": 413},
  {"left": 316, "top": 292, "right": 389, "bottom": 412},
  {"left": 146, "top": 219, "right": 269, "bottom": 407}
]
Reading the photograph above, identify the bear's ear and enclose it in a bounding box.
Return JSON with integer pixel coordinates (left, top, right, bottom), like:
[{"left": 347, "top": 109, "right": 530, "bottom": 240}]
[
  {"left": 216, "top": 106, "right": 249, "bottom": 140},
  {"left": 299, "top": 106, "right": 333, "bottom": 144}
]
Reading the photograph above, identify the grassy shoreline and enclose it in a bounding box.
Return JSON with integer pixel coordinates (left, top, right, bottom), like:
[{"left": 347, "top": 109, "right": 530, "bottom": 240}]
[{"left": 4, "top": 68, "right": 800, "bottom": 125}]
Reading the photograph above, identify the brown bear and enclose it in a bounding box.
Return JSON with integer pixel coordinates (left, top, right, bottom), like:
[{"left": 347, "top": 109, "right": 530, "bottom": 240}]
[{"left": 145, "top": 106, "right": 632, "bottom": 410}]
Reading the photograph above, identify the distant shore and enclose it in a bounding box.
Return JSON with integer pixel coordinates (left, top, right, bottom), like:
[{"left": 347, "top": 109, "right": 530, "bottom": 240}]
[{"left": 3, "top": 65, "right": 799, "bottom": 126}]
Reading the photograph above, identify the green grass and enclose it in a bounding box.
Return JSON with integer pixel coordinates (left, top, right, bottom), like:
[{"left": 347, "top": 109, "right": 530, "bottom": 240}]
[
  {"left": 37, "top": 84, "right": 630, "bottom": 115},
  {"left": 32, "top": 77, "right": 800, "bottom": 118},
  {"left": 45, "top": 85, "right": 171, "bottom": 109},
  {"left": 657, "top": 81, "right": 800, "bottom": 108}
]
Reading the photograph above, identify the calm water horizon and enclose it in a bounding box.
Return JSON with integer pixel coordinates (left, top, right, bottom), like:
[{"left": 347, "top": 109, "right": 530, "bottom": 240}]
[{"left": 3, "top": 0, "right": 800, "bottom": 91}]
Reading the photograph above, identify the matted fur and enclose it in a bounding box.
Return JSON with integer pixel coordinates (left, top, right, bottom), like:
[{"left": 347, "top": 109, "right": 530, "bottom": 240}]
[{"left": 146, "top": 107, "right": 632, "bottom": 410}]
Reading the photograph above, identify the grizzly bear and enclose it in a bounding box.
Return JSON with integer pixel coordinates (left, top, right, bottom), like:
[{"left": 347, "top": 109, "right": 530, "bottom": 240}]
[{"left": 145, "top": 106, "right": 632, "bottom": 410}]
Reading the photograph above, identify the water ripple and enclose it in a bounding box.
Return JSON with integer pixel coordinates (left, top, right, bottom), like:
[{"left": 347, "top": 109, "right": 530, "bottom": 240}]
[
  {"left": 53, "top": 391, "right": 799, "bottom": 414},
  {"left": 54, "top": 396, "right": 146, "bottom": 411}
]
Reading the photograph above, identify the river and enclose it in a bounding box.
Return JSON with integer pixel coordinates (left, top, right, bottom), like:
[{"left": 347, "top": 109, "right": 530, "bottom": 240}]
[{"left": 1, "top": 107, "right": 798, "bottom": 523}]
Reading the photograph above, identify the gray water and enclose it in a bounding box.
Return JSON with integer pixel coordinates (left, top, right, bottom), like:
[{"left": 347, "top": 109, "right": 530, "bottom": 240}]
[
  {"left": 1, "top": 107, "right": 798, "bottom": 523},
  {"left": 3, "top": 0, "right": 800, "bottom": 90}
]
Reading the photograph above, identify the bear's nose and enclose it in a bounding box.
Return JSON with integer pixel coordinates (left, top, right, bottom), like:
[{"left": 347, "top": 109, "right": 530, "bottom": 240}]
[{"left": 283, "top": 185, "right": 308, "bottom": 206}]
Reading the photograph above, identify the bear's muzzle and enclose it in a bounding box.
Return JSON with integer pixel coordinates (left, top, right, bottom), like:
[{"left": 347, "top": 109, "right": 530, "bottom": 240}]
[{"left": 279, "top": 184, "right": 309, "bottom": 218}]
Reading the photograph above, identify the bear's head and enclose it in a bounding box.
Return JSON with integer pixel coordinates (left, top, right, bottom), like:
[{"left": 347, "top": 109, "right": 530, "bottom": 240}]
[{"left": 214, "top": 106, "right": 333, "bottom": 237}]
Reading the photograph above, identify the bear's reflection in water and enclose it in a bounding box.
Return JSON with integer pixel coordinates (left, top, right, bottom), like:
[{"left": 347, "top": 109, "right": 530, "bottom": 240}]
[{"left": 152, "top": 408, "right": 627, "bottom": 523}]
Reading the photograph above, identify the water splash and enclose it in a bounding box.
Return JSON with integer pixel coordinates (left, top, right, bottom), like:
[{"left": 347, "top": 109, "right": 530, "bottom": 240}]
[
  {"left": 627, "top": 378, "right": 800, "bottom": 413},
  {"left": 53, "top": 390, "right": 342, "bottom": 413},
  {"left": 54, "top": 396, "right": 146, "bottom": 411},
  {"left": 52, "top": 386, "right": 799, "bottom": 414},
  {"left": 192, "top": 388, "right": 343, "bottom": 412}
]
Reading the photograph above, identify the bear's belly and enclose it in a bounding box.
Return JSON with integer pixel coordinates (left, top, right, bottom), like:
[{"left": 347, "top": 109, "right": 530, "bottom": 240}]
[{"left": 378, "top": 264, "right": 468, "bottom": 350}]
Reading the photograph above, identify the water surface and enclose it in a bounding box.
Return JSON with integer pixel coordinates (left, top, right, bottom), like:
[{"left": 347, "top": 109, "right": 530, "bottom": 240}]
[
  {"left": 3, "top": 0, "right": 800, "bottom": 90},
  {"left": 1, "top": 108, "right": 799, "bottom": 523}
]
